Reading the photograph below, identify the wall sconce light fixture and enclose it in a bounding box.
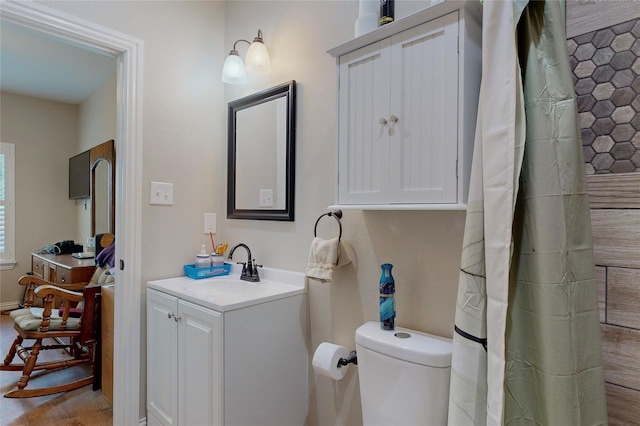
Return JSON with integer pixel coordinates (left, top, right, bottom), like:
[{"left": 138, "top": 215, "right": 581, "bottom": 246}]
[{"left": 222, "top": 29, "right": 271, "bottom": 85}]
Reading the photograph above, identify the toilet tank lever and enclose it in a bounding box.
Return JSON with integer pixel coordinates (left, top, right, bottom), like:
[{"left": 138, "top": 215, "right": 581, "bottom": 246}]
[{"left": 337, "top": 350, "right": 358, "bottom": 367}]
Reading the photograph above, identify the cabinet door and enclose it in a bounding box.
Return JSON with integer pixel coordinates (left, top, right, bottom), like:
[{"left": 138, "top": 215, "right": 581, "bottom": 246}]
[
  {"left": 338, "top": 39, "right": 392, "bottom": 205},
  {"left": 147, "top": 289, "right": 178, "bottom": 426},
  {"left": 177, "top": 299, "right": 223, "bottom": 426},
  {"left": 389, "top": 12, "right": 459, "bottom": 203}
]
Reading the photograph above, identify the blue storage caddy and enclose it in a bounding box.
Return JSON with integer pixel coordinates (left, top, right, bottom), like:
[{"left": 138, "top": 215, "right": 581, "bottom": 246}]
[{"left": 184, "top": 263, "right": 231, "bottom": 279}]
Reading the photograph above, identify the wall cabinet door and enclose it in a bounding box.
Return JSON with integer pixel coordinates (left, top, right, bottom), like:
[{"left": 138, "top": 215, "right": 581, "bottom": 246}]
[
  {"left": 338, "top": 38, "right": 392, "bottom": 205},
  {"left": 147, "top": 289, "right": 224, "bottom": 426},
  {"left": 388, "top": 13, "right": 459, "bottom": 204},
  {"left": 336, "top": 11, "right": 464, "bottom": 206}
]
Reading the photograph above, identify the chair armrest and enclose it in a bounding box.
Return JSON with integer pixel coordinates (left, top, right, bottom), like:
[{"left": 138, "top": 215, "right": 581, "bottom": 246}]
[
  {"left": 35, "top": 285, "right": 84, "bottom": 328},
  {"left": 35, "top": 285, "right": 83, "bottom": 302},
  {"left": 18, "top": 275, "right": 54, "bottom": 308},
  {"left": 56, "top": 282, "right": 90, "bottom": 292},
  {"left": 18, "top": 275, "right": 89, "bottom": 308},
  {"left": 18, "top": 275, "right": 54, "bottom": 287}
]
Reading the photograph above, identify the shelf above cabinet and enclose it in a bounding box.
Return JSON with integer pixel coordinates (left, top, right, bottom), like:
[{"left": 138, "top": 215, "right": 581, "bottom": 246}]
[{"left": 327, "top": 0, "right": 482, "bottom": 58}]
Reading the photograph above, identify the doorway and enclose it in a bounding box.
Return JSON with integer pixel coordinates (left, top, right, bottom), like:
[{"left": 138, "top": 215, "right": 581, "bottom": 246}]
[{"left": 0, "top": 2, "right": 143, "bottom": 423}]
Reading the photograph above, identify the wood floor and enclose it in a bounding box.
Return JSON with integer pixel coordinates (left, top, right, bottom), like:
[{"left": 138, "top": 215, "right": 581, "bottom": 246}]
[{"left": 0, "top": 311, "right": 112, "bottom": 425}]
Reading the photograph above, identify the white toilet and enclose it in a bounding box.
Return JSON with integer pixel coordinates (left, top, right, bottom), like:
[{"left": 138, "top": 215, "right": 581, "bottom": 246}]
[{"left": 355, "top": 321, "right": 453, "bottom": 426}]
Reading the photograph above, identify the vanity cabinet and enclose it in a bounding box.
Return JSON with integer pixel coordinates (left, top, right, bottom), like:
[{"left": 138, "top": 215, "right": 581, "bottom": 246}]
[
  {"left": 147, "top": 273, "right": 308, "bottom": 426},
  {"left": 147, "top": 289, "right": 223, "bottom": 426},
  {"left": 328, "top": 2, "right": 482, "bottom": 209}
]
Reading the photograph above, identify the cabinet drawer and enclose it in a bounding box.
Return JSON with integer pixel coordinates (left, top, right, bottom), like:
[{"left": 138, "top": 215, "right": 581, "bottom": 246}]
[
  {"left": 56, "top": 267, "right": 71, "bottom": 285},
  {"left": 32, "top": 257, "right": 45, "bottom": 279},
  {"left": 56, "top": 266, "right": 94, "bottom": 285}
]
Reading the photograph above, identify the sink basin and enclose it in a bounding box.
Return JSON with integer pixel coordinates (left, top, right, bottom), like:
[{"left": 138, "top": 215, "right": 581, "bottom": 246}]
[
  {"left": 180, "top": 278, "right": 259, "bottom": 295},
  {"left": 148, "top": 266, "right": 306, "bottom": 312}
]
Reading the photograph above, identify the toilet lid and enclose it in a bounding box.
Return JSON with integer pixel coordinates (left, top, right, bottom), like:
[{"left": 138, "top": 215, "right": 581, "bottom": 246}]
[{"left": 355, "top": 321, "right": 452, "bottom": 367}]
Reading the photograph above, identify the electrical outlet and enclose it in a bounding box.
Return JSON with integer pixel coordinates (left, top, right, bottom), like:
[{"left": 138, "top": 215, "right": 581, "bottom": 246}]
[
  {"left": 204, "top": 213, "right": 216, "bottom": 234},
  {"left": 259, "top": 189, "right": 273, "bottom": 207},
  {"left": 150, "top": 182, "right": 174, "bottom": 205}
]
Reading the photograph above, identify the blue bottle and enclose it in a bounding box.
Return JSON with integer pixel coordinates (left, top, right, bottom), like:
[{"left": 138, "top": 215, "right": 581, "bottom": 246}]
[{"left": 379, "top": 263, "right": 395, "bottom": 330}]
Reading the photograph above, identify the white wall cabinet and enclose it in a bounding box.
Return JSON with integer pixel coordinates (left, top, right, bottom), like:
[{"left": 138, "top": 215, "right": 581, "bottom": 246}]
[{"left": 328, "top": 2, "right": 482, "bottom": 210}]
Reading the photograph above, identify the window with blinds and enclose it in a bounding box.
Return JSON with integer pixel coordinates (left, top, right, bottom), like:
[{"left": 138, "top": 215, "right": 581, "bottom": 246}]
[{"left": 0, "top": 142, "right": 15, "bottom": 268}]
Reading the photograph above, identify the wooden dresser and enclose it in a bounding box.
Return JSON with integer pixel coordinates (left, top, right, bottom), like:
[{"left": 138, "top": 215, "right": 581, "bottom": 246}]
[{"left": 31, "top": 252, "right": 95, "bottom": 285}]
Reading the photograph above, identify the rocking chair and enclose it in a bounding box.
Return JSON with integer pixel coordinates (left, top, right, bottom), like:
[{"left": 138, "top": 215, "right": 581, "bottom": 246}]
[{"left": 1, "top": 275, "right": 102, "bottom": 398}]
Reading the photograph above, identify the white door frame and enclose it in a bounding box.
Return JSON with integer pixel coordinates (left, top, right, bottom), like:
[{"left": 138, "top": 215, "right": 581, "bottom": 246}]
[{"left": 0, "top": 2, "right": 143, "bottom": 424}]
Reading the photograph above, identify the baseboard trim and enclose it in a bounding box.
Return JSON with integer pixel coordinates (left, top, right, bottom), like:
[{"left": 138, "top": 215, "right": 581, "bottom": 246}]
[{"left": 0, "top": 301, "right": 21, "bottom": 312}]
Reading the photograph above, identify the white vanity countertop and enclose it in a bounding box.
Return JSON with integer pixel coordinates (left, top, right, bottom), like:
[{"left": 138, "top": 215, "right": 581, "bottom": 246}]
[{"left": 147, "top": 264, "right": 306, "bottom": 312}]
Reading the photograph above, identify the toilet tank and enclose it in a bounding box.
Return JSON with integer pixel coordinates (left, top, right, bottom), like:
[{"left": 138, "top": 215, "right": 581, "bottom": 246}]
[{"left": 355, "top": 321, "right": 453, "bottom": 426}]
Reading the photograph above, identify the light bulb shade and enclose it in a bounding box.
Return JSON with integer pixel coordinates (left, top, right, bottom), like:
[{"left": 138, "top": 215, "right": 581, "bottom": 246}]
[
  {"left": 245, "top": 41, "right": 271, "bottom": 75},
  {"left": 222, "top": 51, "right": 247, "bottom": 84}
]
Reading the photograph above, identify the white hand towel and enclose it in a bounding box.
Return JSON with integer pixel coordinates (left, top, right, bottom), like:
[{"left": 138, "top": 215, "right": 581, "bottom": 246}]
[{"left": 306, "top": 237, "right": 352, "bottom": 282}]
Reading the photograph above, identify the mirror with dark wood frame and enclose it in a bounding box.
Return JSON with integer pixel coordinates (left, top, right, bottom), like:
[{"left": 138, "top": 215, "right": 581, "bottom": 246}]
[
  {"left": 227, "top": 81, "right": 296, "bottom": 221},
  {"left": 91, "top": 139, "right": 115, "bottom": 235}
]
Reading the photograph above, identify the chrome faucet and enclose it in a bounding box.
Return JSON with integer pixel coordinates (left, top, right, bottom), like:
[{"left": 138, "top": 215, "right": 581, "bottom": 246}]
[{"left": 228, "top": 243, "right": 261, "bottom": 282}]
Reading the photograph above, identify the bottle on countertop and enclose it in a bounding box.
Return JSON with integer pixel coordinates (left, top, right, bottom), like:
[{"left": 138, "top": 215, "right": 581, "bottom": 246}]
[
  {"left": 379, "top": 0, "right": 394, "bottom": 26},
  {"left": 379, "top": 263, "right": 395, "bottom": 330},
  {"left": 210, "top": 253, "right": 224, "bottom": 267},
  {"left": 195, "top": 244, "right": 212, "bottom": 268}
]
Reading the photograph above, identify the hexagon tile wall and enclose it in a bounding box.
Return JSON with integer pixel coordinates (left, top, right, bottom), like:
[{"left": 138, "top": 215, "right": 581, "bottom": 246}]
[{"left": 568, "top": 18, "right": 640, "bottom": 174}]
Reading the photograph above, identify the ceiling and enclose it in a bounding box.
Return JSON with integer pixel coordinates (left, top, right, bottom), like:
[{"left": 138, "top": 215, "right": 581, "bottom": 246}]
[{"left": 0, "top": 21, "right": 116, "bottom": 105}]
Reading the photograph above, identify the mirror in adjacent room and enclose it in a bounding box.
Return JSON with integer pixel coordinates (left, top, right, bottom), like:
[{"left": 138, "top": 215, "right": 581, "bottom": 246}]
[
  {"left": 227, "top": 80, "right": 296, "bottom": 221},
  {"left": 91, "top": 139, "right": 115, "bottom": 235}
]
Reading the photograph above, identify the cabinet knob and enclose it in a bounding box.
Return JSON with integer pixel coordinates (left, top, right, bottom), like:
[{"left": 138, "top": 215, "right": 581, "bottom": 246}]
[
  {"left": 168, "top": 312, "right": 174, "bottom": 319},
  {"left": 390, "top": 115, "right": 398, "bottom": 123},
  {"left": 174, "top": 316, "right": 181, "bottom": 322},
  {"left": 60, "top": 276, "right": 66, "bottom": 283},
  {"left": 379, "top": 117, "right": 387, "bottom": 125}
]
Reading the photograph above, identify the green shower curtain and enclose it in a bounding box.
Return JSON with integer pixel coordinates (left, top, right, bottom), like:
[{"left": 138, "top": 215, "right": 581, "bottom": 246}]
[
  {"left": 448, "top": 1, "right": 608, "bottom": 424},
  {"left": 504, "top": 1, "right": 607, "bottom": 424}
]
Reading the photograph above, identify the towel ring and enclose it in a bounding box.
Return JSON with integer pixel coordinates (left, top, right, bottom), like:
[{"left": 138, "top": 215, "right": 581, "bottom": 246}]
[{"left": 314, "top": 210, "right": 343, "bottom": 241}]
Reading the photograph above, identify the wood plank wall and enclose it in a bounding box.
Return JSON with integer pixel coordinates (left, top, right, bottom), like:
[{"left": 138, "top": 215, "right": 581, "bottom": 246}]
[
  {"left": 588, "top": 173, "right": 640, "bottom": 426},
  {"left": 567, "top": 2, "right": 640, "bottom": 424}
]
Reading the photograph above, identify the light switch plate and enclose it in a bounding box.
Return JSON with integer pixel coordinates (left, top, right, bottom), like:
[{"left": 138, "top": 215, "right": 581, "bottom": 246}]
[
  {"left": 150, "top": 182, "right": 174, "bottom": 205},
  {"left": 259, "top": 189, "right": 273, "bottom": 207},
  {"left": 204, "top": 213, "right": 216, "bottom": 234}
]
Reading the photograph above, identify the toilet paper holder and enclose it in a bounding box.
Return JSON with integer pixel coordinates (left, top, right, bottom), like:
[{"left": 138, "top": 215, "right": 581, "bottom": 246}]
[{"left": 338, "top": 350, "right": 358, "bottom": 367}]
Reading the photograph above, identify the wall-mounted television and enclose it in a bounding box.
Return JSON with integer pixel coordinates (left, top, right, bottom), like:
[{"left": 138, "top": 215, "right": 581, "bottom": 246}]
[{"left": 69, "top": 150, "right": 91, "bottom": 199}]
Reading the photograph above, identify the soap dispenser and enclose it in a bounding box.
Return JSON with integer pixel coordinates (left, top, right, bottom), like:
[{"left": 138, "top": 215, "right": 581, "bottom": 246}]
[{"left": 195, "top": 244, "right": 212, "bottom": 268}]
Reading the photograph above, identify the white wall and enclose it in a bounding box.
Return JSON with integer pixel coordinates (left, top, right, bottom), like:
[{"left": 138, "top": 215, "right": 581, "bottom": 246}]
[{"left": 0, "top": 92, "right": 79, "bottom": 303}]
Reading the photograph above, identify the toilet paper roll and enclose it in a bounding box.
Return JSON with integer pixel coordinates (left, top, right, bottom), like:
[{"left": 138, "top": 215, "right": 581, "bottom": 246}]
[{"left": 312, "top": 342, "right": 350, "bottom": 380}]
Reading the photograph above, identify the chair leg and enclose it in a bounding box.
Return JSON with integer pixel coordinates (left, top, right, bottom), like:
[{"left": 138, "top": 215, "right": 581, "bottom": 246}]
[
  {"left": 3, "top": 335, "right": 23, "bottom": 365},
  {"left": 16, "top": 338, "right": 42, "bottom": 391}
]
